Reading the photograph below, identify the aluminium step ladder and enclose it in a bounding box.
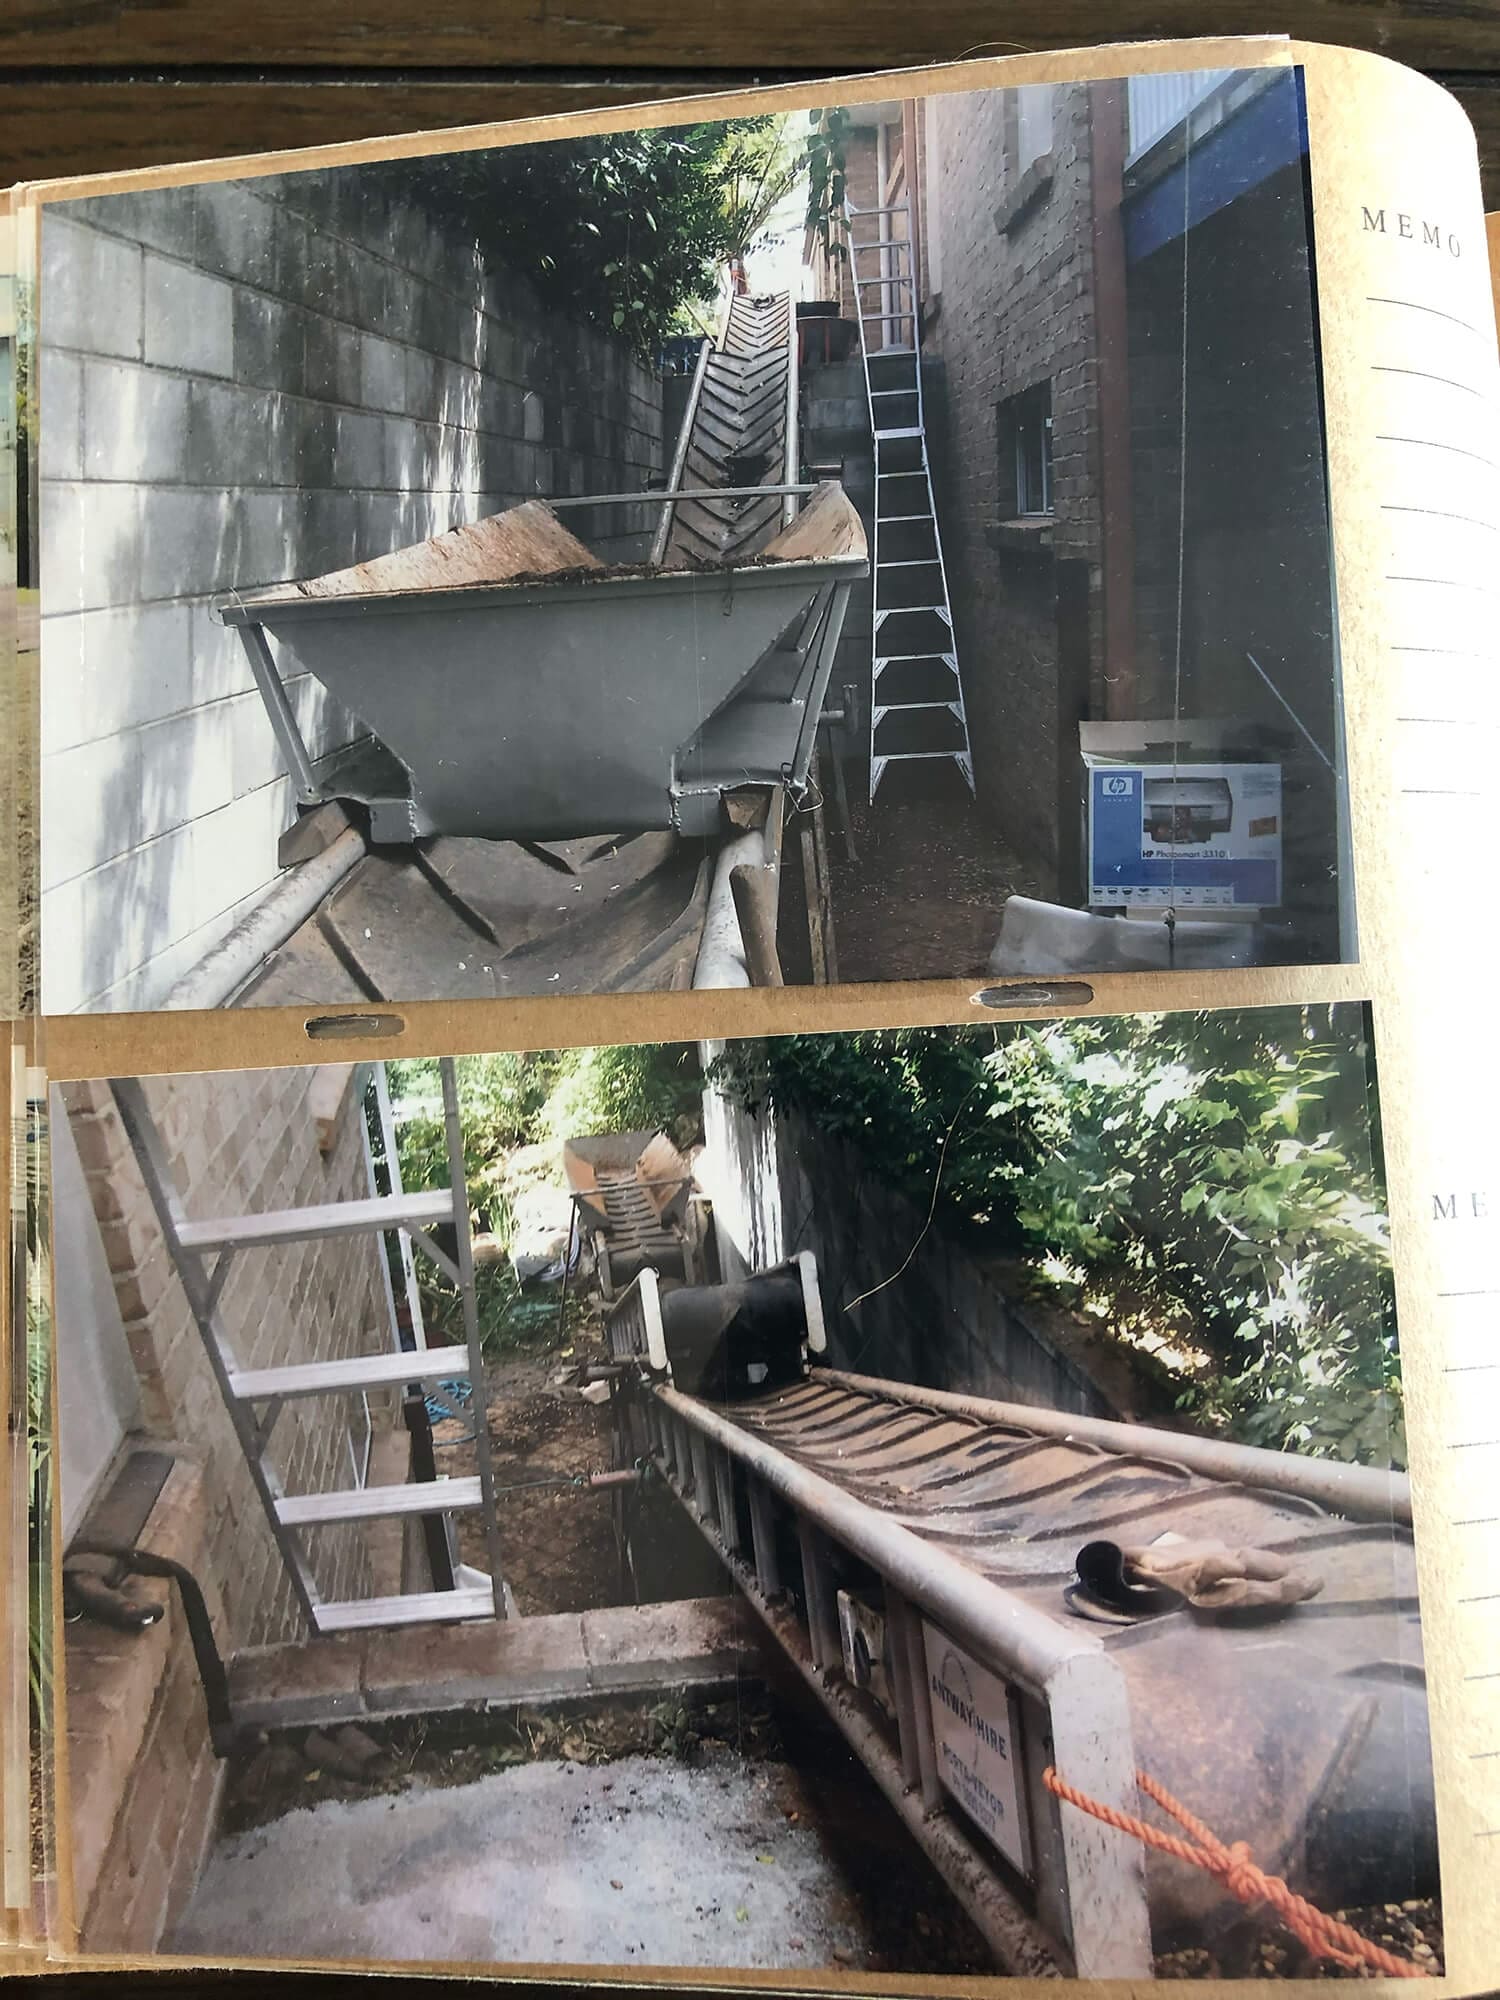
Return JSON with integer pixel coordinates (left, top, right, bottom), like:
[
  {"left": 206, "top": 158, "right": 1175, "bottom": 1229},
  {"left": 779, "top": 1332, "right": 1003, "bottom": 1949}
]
[
  {"left": 845, "top": 197, "right": 975, "bottom": 801},
  {"left": 110, "top": 1058, "right": 507, "bottom": 1635}
]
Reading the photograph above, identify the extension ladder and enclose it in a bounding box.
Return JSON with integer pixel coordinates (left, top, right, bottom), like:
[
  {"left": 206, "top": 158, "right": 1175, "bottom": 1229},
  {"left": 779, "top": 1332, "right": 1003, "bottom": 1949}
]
[
  {"left": 846, "top": 197, "right": 975, "bottom": 800},
  {"left": 110, "top": 1059, "right": 507, "bottom": 1634}
]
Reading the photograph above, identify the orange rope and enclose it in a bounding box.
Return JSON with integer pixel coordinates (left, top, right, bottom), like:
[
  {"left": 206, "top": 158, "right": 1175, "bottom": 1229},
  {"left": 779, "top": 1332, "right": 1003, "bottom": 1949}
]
[{"left": 1042, "top": 1764, "right": 1430, "bottom": 1979}]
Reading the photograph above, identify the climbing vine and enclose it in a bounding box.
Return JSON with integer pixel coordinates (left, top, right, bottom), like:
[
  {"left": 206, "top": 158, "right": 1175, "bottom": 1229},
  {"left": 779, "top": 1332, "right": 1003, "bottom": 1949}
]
[{"left": 710, "top": 1009, "right": 1402, "bottom": 1465}]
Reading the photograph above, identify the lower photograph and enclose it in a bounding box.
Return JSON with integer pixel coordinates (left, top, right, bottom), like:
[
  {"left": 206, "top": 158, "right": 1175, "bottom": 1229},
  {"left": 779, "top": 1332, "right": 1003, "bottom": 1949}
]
[{"left": 46, "top": 1005, "right": 1438, "bottom": 1981}]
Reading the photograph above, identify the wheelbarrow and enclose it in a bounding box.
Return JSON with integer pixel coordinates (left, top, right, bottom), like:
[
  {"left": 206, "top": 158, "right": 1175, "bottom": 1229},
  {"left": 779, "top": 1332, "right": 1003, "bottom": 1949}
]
[{"left": 217, "top": 482, "right": 867, "bottom": 845}]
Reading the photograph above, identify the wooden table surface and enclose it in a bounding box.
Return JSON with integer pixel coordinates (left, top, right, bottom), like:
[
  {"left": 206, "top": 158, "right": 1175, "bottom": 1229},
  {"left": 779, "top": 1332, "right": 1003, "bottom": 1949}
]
[{"left": 2, "top": 1, "right": 1498, "bottom": 200}]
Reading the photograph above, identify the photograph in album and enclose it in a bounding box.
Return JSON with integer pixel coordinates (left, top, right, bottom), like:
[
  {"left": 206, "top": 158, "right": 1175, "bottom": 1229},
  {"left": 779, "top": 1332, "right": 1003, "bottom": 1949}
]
[
  {"left": 26, "top": 64, "right": 1348, "bottom": 1014},
  {"left": 47, "top": 1006, "right": 1435, "bottom": 1977}
]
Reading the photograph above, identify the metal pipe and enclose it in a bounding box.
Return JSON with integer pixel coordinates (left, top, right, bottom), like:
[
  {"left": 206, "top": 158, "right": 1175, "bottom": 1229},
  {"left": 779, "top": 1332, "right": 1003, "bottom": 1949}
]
[
  {"left": 70, "top": 1542, "right": 247, "bottom": 1758},
  {"left": 161, "top": 827, "right": 366, "bottom": 1011},
  {"left": 551, "top": 483, "right": 817, "bottom": 511},
  {"left": 693, "top": 824, "right": 772, "bottom": 989},
  {"left": 653, "top": 1386, "right": 1106, "bottom": 1696},
  {"left": 782, "top": 302, "right": 801, "bottom": 531},
  {"left": 233, "top": 621, "right": 321, "bottom": 801},
  {"left": 650, "top": 335, "right": 714, "bottom": 567},
  {"left": 815, "top": 1369, "right": 1412, "bottom": 1525}
]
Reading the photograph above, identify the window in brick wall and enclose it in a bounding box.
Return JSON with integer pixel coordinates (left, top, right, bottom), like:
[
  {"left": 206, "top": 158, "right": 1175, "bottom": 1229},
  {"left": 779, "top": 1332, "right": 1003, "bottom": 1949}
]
[{"left": 1001, "top": 382, "right": 1054, "bottom": 518}]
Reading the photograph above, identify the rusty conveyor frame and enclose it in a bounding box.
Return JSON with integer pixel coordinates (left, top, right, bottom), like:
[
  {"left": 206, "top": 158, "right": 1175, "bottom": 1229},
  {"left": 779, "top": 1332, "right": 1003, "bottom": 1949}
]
[
  {"left": 630, "top": 1355, "right": 1420, "bottom": 1979},
  {"left": 637, "top": 1379, "right": 1154, "bottom": 1978}
]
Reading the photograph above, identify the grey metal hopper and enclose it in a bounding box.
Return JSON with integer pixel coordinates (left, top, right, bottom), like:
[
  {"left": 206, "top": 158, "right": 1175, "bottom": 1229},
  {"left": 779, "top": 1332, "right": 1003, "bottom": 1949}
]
[
  {"left": 563, "top": 1130, "right": 695, "bottom": 1297},
  {"left": 219, "top": 484, "right": 867, "bottom": 845}
]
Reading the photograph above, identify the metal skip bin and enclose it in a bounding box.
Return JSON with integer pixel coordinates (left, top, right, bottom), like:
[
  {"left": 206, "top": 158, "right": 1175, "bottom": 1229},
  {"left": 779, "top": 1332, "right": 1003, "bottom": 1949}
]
[{"left": 217, "top": 483, "right": 867, "bottom": 845}]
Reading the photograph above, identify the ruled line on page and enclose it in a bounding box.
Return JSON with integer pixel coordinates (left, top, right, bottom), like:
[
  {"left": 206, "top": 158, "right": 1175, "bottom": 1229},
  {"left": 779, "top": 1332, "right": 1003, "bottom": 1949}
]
[
  {"left": 1382, "top": 505, "right": 1500, "bottom": 531},
  {"left": 1366, "top": 295, "right": 1483, "bottom": 334},
  {"left": 1376, "top": 436, "right": 1498, "bottom": 467},
  {"left": 1389, "top": 645, "right": 1500, "bottom": 660},
  {"left": 1372, "top": 365, "right": 1487, "bottom": 396}
]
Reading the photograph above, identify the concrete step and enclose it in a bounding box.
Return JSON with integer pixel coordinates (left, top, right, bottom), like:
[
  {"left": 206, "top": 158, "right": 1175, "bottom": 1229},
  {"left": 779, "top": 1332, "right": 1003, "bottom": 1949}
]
[{"left": 230, "top": 1597, "right": 762, "bottom": 1730}]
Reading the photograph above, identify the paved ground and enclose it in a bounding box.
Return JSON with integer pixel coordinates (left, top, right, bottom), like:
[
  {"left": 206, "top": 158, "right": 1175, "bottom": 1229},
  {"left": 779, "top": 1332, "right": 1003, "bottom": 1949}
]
[{"left": 167, "top": 1745, "right": 896, "bottom": 1970}]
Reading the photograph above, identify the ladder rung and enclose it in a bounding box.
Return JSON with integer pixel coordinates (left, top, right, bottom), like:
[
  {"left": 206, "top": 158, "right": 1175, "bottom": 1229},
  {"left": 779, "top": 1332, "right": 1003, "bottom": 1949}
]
[
  {"left": 850, "top": 203, "right": 911, "bottom": 217},
  {"left": 868, "top": 704, "right": 964, "bottom": 720},
  {"left": 876, "top": 652, "right": 957, "bottom": 665},
  {"left": 855, "top": 274, "right": 912, "bottom": 286},
  {"left": 228, "top": 1342, "right": 471, "bottom": 1401},
  {"left": 850, "top": 239, "right": 910, "bottom": 252},
  {"left": 874, "top": 751, "right": 969, "bottom": 763},
  {"left": 876, "top": 469, "right": 928, "bottom": 478},
  {"left": 870, "top": 388, "right": 917, "bottom": 397},
  {"left": 881, "top": 558, "right": 942, "bottom": 568},
  {"left": 877, "top": 514, "right": 934, "bottom": 522},
  {"left": 276, "top": 1477, "right": 484, "bottom": 1527},
  {"left": 873, "top": 427, "right": 924, "bottom": 439},
  {"left": 178, "top": 1189, "right": 454, "bottom": 1253},
  {"left": 860, "top": 312, "right": 915, "bottom": 322},
  {"left": 313, "top": 1586, "right": 495, "bottom": 1633}
]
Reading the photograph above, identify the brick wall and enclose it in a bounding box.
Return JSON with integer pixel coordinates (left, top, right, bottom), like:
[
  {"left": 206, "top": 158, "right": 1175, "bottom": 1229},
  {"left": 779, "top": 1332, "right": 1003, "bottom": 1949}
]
[
  {"left": 1125, "top": 155, "right": 1341, "bottom": 955},
  {"left": 39, "top": 173, "right": 663, "bottom": 1013},
  {"left": 62, "top": 1062, "right": 391, "bottom": 1645},
  {"left": 61, "top": 1062, "right": 402, "bottom": 1951},
  {"left": 920, "top": 83, "right": 1102, "bottom": 886},
  {"left": 66, "top": 1457, "right": 226, "bottom": 1953}
]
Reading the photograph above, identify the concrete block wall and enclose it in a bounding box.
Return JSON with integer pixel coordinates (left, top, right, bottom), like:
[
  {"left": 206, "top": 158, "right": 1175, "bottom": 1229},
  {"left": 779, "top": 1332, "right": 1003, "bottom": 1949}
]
[
  {"left": 921, "top": 84, "right": 1103, "bottom": 881},
  {"left": 699, "top": 1083, "right": 1117, "bottom": 1419},
  {"left": 62, "top": 1062, "right": 392, "bottom": 1648},
  {"left": 39, "top": 173, "right": 662, "bottom": 1012}
]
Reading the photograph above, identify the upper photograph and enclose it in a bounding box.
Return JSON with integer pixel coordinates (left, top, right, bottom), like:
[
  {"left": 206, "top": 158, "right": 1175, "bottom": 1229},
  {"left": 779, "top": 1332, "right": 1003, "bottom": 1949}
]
[{"left": 27, "top": 63, "right": 1350, "bottom": 1014}]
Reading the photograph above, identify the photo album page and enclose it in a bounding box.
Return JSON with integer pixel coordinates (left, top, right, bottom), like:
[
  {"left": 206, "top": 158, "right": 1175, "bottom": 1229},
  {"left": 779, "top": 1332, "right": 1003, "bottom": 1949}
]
[{"left": 2, "top": 32, "right": 1497, "bottom": 1995}]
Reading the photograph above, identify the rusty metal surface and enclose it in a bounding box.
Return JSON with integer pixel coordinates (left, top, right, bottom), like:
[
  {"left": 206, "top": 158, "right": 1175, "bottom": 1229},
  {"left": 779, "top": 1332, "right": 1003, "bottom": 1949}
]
[{"left": 687, "top": 1371, "right": 1435, "bottom": 1945}]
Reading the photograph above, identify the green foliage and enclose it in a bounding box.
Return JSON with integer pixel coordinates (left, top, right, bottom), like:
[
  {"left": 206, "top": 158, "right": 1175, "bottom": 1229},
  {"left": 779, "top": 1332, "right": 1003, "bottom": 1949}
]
[
  {"left": 711, "top": 1026, "right": 1034, "bottom": 1244},
  {"left": 422, "top": 1261, "right": 592, "bottom": 1360},
  {"left": 803, "top": 108, "right": 853, "bottom": 267},
  {"left": 536, "top": 1043, "right": 704, "bottom": 1150},
  {"left": 448, "top": 117, "right": 795, "bottom": 357},
  {"left": 385, "top": 1045, "right": 704, "bottom": 1354},
  {"left": 711, "top": 1008, "right": 1401, "bottom": 1465},
  {"left": 384, "top": 1052, "right": 563, "bottom": 1215},
  {"left": 717, "top": 116, "right": 805, "bottom": 269}
]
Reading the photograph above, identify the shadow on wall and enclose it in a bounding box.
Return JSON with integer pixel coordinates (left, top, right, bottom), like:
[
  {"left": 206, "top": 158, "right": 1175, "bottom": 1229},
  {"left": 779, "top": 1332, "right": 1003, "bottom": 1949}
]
[{"left": 38, "top": 171, "right": 664, "bottom": 1011}]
